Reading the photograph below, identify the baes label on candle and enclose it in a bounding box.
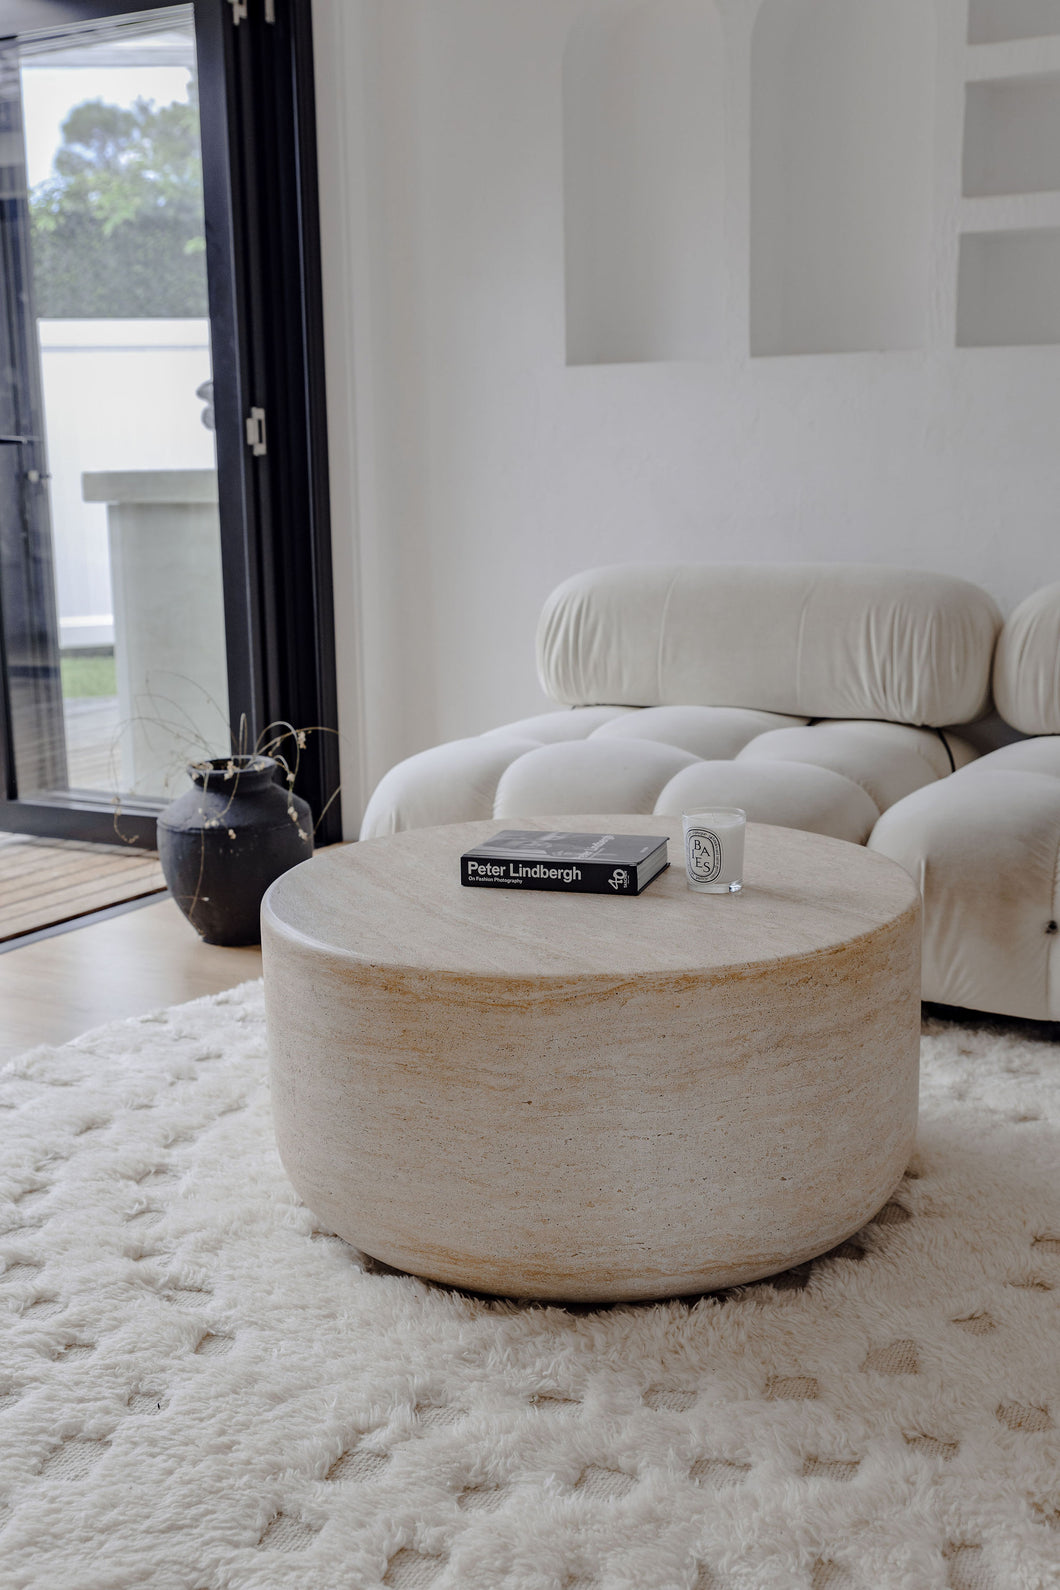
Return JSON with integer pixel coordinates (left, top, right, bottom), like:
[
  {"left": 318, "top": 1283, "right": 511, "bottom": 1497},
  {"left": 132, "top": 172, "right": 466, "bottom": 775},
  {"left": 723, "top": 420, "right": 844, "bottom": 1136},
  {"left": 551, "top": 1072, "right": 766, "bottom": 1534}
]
[{"left": 685, "top": 828, "right": 723, "bottom": 884}]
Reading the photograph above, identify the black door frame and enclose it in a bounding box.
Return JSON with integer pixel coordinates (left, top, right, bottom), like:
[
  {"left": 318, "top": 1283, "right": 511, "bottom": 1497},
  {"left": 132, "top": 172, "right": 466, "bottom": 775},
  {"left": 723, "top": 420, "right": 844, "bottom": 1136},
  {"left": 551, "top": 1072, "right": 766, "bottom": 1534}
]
[{"left": 0, "top": 0, "right": 341, "bottom": 846}]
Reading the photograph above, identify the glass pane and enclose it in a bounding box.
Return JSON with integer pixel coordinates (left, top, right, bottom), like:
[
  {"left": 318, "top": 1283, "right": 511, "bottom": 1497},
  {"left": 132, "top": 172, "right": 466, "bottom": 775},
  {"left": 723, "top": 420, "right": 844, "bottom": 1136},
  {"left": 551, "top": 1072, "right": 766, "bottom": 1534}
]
[{"left": 0, "top": 5, "right": 229, "bottom": 806}]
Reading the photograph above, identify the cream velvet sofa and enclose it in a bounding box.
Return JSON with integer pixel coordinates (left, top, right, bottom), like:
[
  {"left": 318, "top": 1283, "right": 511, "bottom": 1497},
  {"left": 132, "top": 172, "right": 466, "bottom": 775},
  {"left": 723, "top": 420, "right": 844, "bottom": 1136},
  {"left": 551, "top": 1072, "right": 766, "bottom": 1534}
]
[{"left": 360, "top": 564, "right": 1060, "bottom": 1021}]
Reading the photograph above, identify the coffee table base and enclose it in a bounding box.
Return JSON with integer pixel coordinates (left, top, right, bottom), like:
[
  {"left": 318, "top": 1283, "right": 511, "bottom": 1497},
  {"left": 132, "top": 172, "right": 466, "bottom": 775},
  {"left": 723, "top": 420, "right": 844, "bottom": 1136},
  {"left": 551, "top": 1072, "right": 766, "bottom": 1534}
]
[{"left": 263, "top": 829, "right": 920, "bottom": 1302}]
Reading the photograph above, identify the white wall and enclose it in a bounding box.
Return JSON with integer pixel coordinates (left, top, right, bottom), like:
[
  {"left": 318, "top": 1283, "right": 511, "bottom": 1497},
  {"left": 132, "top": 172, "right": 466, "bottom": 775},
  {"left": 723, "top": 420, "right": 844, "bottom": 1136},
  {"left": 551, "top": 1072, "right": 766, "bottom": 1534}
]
[
  {"left": 312, "top": 0, "right": 1060, "bottom": 829},
  {"left": 564, "top": 0, "right": 724, "bottom": 364},
  {"left": 750, "top": 0, "right": 934, "bottom": 356}
]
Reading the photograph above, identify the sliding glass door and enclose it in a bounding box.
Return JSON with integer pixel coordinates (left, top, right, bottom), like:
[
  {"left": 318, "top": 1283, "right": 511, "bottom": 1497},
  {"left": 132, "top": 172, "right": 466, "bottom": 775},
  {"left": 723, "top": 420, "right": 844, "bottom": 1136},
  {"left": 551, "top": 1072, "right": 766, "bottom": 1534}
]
[
  {"left": 0, "top": 0, "right": 339, "bottom": 846},
  {"left": 0, "top": 4, "right": 228, "bottom": 815}
]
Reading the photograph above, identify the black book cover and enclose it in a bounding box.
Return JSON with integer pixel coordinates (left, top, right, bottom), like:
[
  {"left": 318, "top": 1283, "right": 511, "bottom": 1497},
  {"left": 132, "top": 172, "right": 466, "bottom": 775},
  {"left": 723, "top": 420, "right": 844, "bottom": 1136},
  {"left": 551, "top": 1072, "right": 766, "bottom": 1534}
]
[{"left": 460, "top": 830, "right": 669, "bottom": 896}]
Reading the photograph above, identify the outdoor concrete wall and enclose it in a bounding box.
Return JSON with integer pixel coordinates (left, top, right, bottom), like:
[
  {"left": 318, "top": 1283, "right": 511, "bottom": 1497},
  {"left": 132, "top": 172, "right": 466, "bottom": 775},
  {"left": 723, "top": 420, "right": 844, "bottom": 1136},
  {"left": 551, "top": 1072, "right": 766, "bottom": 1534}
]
[
  {"left": 312, "top": 0, "right": 1060, "bottom": 828},
  {"left": 38, "top": 319, "right": 214, "bottom": 646}
]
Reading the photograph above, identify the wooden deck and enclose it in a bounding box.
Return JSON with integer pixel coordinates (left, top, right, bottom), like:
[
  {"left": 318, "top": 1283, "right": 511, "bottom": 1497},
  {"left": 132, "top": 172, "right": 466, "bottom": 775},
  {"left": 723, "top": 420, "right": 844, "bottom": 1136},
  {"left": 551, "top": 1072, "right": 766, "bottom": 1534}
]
[
  {"left": 63, "top": 695, "right": 123, "bottom": 791},
  {"left": 0, "top": 832, "right": 166, "bottom": 944}
]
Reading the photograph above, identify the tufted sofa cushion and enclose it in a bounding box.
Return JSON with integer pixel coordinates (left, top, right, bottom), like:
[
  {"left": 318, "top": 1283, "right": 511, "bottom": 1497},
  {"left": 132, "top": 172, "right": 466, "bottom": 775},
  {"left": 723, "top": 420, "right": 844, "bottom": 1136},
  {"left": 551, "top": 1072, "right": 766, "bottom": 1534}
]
[
  {"left": 360, "top": 711, "right": 973, "bottom": 844},
  {"left": 359, "top": 735, "right": 544, "bottom": 837},
  {"left": 869, "top": 742, "right": 1060, "bottom": 1020},
  {"left": 737, "top": 720, "right": 978, "bottom": 812},
  {"left": 655, "top": 760, "right": 880, "bottom": 844},
  {"left": 494, "top": 738, "right": 700, "bottom": 819},
  {"left": 360, "top": 562, "right": 1000, "bottom": 843},
  {"left": 866, "top": 583, "right": 1060, "bottom": 1018},
  {"left": 585, "top": 704, "right": 809, "bottom": 757},
  {"left": 480, "top": 706, "right": 639, "bottom": 742},
  {"left": 537, "top": 563, "right": 1001, "bottom": 725},
  {"left": 993, "top": 580, "right": 1060, "bottom": 735}
]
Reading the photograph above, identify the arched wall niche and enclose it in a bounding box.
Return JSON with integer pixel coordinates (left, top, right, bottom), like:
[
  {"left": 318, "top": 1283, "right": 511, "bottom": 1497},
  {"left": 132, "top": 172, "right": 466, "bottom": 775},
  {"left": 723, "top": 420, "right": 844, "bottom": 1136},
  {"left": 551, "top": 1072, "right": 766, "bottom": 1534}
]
[
  {"left": 563, "top": 0, "right": 723, "bottom": 366},
  {"left": 750, "top": 0, "right": 934, "bottom": 357}
]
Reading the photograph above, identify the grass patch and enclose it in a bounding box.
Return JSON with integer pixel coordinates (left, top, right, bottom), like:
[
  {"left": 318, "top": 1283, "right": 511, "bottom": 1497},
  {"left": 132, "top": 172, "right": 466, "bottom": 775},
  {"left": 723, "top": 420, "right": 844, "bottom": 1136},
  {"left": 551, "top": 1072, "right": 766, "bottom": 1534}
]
[{"left": 61, "top": 651, "right": 117, "bottom": 698}]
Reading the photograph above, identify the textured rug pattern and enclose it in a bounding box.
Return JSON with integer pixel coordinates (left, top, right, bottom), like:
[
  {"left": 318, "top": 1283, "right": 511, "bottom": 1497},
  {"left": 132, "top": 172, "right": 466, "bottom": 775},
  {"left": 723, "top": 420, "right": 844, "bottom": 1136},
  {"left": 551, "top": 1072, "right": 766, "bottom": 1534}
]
[{"left": 0, "top": 984, "right": 1058, "bottom": 1590}]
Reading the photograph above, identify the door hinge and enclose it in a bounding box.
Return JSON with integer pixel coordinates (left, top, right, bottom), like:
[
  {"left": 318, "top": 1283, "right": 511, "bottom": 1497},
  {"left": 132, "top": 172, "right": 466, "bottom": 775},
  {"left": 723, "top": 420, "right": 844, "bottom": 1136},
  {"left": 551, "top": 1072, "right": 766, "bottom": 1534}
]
[
  {"left": 245, "top": 407, "right": 267, "bottom": 457},
  {"left": 230, "top": 0, "right": 276, "bottom": 23}
]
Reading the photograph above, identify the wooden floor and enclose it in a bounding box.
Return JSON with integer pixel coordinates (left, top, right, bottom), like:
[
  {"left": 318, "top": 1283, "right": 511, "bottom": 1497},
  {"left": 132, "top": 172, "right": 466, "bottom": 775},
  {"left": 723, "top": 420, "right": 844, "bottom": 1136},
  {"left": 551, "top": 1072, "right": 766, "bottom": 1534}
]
[
  {"left": 0, "top": 896, "right": 261, "bottom": 1063},
  {"left": 0, "top": 831, "right": 166, "bottom": 943}
]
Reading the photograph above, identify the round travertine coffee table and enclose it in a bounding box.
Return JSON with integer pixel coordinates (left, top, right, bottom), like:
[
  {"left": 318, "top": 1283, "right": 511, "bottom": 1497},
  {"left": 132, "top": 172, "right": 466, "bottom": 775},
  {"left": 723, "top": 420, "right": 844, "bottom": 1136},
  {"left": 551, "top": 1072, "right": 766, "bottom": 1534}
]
[{"left": 261, "top": 816, "right": 921, "bottom": 1302}]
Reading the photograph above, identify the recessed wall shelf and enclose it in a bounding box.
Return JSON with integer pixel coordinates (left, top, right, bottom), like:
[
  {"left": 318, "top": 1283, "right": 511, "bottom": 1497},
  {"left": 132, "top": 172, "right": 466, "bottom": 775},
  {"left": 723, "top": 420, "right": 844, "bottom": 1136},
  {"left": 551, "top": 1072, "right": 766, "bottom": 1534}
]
[
  {"left": 962, "top": 76, "right": 1060, "bottom": 196},
  {"left": 960, "top": 192, "right": 1060, "bottom": 232},
  {"left": 965, "top": 36, "right": 1060, "bottom": 81},
  {"left": 749, "top": 0, "right": 932, "bottom": 356},
  {"left": 563, "top": 0, "right": 723, "bottom": 367},
  {"left": 968, "top": 0, "right": 1060, "bottom": 46},
  {"left": 956, "top": 229, "right": 1060, "bottom": 345}
]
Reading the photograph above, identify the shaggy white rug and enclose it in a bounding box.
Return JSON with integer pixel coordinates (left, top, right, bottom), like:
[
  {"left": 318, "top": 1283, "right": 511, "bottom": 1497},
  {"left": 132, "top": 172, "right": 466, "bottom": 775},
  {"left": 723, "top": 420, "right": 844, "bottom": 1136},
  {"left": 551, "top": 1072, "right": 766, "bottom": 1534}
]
[{"left": 0, "top": 984, "right": 1058, "bottom": 1590}]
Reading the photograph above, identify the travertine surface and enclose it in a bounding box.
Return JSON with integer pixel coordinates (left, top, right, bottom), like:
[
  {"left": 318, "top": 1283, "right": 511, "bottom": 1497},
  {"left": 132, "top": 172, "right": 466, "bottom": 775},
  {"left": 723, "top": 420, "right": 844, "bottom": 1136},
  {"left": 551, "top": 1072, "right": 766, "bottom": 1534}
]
[{"left": 262, "top": 817, "right": 921, "bottom": 1301}]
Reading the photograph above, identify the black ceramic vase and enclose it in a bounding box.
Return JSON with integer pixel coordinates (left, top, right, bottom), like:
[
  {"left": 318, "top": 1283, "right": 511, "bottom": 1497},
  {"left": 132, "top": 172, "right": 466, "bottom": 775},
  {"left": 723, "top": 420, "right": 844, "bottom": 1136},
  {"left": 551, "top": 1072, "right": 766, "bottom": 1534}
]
[{"left": 156, "top": 755, "right": 313, "bottom": 946}]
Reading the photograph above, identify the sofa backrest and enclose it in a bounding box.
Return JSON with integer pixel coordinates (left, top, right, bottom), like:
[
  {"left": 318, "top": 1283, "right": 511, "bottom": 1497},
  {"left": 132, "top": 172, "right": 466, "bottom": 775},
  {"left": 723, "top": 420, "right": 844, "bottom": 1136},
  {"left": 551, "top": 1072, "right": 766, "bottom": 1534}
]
[
  {"left": 993, "top": 580, "right": 1060, "bottom": 736},
  {"left": 536, "top": 563, "right": 1001, "bottom": 726}
]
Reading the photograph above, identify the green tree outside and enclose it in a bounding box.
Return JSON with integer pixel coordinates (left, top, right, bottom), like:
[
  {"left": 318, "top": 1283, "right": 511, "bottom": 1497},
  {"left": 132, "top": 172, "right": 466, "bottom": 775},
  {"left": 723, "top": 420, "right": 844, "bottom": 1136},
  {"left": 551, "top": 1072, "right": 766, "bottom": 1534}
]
[{"left": 29, "top": 89, "right": 208, "bottom": 318}]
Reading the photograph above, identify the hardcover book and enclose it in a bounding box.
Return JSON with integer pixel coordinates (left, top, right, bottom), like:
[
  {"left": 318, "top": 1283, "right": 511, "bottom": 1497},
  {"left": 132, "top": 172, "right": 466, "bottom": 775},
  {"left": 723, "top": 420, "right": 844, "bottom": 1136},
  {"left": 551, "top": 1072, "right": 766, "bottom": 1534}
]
[{"left": 460, "top": 830, "right": 669, "bottom": 896}]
